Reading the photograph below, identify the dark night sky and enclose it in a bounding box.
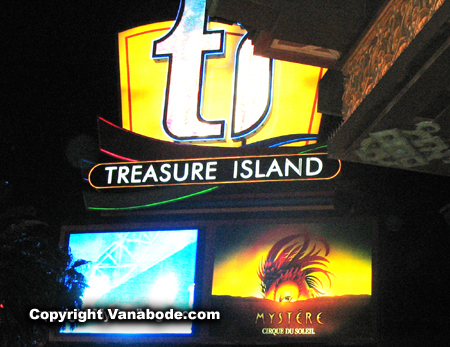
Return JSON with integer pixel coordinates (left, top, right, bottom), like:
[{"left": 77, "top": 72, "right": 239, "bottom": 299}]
[{"left": 2, "top": 0, "right": 182, "bottom": 221}]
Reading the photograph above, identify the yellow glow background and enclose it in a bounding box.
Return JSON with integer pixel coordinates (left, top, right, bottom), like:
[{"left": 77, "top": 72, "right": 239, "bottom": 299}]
[
  {"left": 212, "top": 224, "right": 372, "bottom": 298},
  {"left": 119, "top": 21, "right": 324, "bottom": 146}
]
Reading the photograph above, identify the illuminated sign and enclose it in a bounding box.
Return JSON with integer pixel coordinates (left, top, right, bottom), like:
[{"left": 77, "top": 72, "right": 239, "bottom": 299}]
[
  {"left": 211, "top": 219, "right": 374, "bottom": 341},
  {"left": 89, "top": 153, "right": 341, "bottom": 188},
  {"left": 100, "top": 0, "right": 324, "bottom": 159},
  {"left": 61, "top": 228, "right": 199, "bottom": 334},
  {"left": 91, "top": 0, "right": 340, "bottom": 194}
]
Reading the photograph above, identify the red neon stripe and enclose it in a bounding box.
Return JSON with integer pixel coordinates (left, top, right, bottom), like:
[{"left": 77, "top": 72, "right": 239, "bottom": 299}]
[
  {"left": 99, "top": 117, "right": 118, "bottom": 127},
  {"left": 99, "top": 117, "right": 130, "bottom": 129},
  {"left": 125, "top": 27, "right": 171, "bottom": 131},
  {"left": 305, "top": 67, "right": 324, "bottom": 145},
  {"left": 126, "top": 37, "right": 133, "bottom": 131},
  {"left": 227, "top": 32, "right": 243, "bottom": 37},
  {"left": 97, "top": 119, "right": 138, "bottom": 162},
  {"left": 127, "top": 27, "right": 171, "bottom": 39},
  {"left": 100, "top": 148, "right": 139, "bottom": 162}
]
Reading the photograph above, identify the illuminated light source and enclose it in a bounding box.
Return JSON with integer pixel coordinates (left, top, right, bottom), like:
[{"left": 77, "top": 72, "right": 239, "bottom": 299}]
[
  {"left": 188, "top": 284, "right": 195, "bottom": 308},
  {"left": 119, "top": 1, "right": 324, "bottom": 147},
  {"left": 61, "top": 229, "right": 198, "bottom": 334},
  {"left": 268, "top": 136, "right": 318, "bottom": 147},
  {"left": 266, "top": 280, "right": 303, "bottom": 302},
  {"left": 231, "top": 33, "right": 273, "bottom": 140},
  {"left": 152, "top": 0, "right": 226, "bottom": 141},
  {"left": 83, "top": 274, "right": 111, "bottom": 306},
  {"left": 149, "top": 272, "right": 179, "bottom": 309}
]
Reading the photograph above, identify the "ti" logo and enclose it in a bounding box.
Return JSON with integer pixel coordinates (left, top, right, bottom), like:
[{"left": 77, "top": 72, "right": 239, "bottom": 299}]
[{"left": 152, "top": 0, "right": 273, "bottom": 142}]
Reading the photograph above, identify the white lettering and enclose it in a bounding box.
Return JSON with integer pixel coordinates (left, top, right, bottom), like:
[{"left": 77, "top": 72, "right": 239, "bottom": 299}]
[
  {"left": 206, "top": 161, "right": 217, "bottom": 180},
  {"left": 107, "top": 309, "right": 119, "bottom": 320},
  {"left": 159, "top": 163, "right": 172, "bottom": 182},
  {"left": 142, "top": 165, "right": 159, "bottom": 183},
  {"left": 306, "top": 157, "right": 323, "bottom": 176},
  {"left": 117, "top": 166, "right": 130, "bottom": 184},
  {"left": 266, "top": 159, "right": 283, "bottom": 177},
  {"left": 191, "top": 162, "right": 204, "bottom": 180},
  {"left": 131, "top": 165, "right": 142, "bottom": 183},
  {"left": 152, "top": 0, "right": 225, "bottom": 140},
  {"left": 29, "top": 308, "right": 40, "bottom": 320},
  {"left": 240, "top": 160, "right": 253, "bottom": 179},
  {"left": 231, "top": 34, "right": 273, "bottom": 139},
  {"left": 285, "top": 158, "right": 302, "bottom": 177},
  {"left": 254, "top": 160, "right": 266, "bottom": 178},
  {"left": 174, "top": 163, "right": 189, "bottom": 182},
  {"left": 151, "top": 0, "right": 273, "bottom": 142},
  {"left": 105, "top": 166, "right": 118, "bottom": 184}
]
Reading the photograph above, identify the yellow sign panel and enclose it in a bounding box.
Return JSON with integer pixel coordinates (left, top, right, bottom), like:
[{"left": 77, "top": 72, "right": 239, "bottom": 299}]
[{"left": 118, "top": 21, "right": 324, "bottom": 147}]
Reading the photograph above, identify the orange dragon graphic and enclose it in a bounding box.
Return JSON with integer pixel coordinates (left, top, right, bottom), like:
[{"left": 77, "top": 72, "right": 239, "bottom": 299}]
[{"left": 258, "top": 232, "right": 333, "bottom": 302}]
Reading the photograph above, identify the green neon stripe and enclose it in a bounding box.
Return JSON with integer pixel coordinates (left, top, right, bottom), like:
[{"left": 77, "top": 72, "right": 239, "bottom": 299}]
[
  {"left": 298, "top": 144, "right": 328, "bottom": 154},
  {"left": 86, "top": 186, "right": 219, "bottom": 211},
  {"left": 86, "top": 145, "right": 328, "bottom": 211}
]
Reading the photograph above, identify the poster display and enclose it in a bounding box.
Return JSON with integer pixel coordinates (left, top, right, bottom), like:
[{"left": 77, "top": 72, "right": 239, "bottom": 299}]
[{"left": 211, "top": 219, "right": 375, "bottom": 342}]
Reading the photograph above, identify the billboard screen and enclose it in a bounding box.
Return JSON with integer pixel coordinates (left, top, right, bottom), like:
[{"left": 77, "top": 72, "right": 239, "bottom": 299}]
[{"left": 60, "top": 228, "right": 199, "bottom": 335}]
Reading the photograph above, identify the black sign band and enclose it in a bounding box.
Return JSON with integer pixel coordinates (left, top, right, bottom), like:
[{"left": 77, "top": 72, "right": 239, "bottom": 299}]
[{"left": 89, "top": 153, "right": 341, "bottom": 189}]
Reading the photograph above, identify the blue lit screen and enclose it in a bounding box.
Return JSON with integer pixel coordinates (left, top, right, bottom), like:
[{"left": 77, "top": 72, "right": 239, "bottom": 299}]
[{"left": 61, "top": 229, "right": 198, "bottom": 334}]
